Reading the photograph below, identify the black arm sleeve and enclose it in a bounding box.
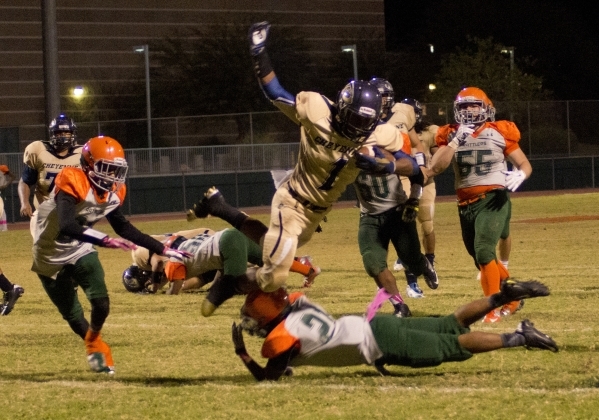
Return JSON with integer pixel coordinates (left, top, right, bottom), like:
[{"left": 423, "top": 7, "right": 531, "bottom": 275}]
[
  {"left": 241, "top": 348, "right": 294, "bottom": 382},
  {"left": 21, "top": 166, "right": 38, "bottom": 186},
  {"left": 105, "top": 207, "right": 164, "bottom": 254},
  {"left": 56, "top": 190, "right": 105, "bottom": 244}
]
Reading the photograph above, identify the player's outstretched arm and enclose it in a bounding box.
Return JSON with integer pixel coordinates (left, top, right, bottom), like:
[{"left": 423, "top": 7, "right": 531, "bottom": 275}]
[
  {"left": 248, "top": 21, "right": 295, "bottom": 107},
  {"left": 232, "top": 322, "right": 290, "bottom": 381}
]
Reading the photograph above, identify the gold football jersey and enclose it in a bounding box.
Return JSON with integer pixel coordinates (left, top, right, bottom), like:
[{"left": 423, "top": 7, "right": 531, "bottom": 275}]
[
  {"left": 387, "top": 103, "right": 417, "bottom": 133},
  {"left": 274, "top": 92, "right": 403, "bottom": 208},
  {"left": 23, "top": 141, "right": 82, "bottom": 208}
]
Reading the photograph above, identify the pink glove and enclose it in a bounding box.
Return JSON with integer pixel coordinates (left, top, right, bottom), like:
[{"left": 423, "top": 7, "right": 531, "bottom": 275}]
[
  {"left": 162, "top": 246, "right": 193, "bottom": 260},
  {"left": 101, "top": 237, "right": 137, "bottom": 251}
]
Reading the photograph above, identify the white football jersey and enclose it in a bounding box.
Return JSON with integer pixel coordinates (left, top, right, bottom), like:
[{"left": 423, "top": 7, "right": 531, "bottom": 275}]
[
  {"left": 451, "top": 126, "right": 510, "bottom": 189},
  {"left": 169, "top": 229, "right": 225, "bottom": 278},
  {"left": 354, "top": 172, "right": 407, "bottom": 215},
  {"left": 279, "top": 296, "right": 383, "bottom": 367},
  {"left": 31, "top": 168, "right": 125, "bottom": 278}
]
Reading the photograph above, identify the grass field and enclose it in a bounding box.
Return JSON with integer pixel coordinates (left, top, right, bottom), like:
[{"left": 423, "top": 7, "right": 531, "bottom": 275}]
[{"left": 1, "top": 191, "right": 598, "bottom": 419}]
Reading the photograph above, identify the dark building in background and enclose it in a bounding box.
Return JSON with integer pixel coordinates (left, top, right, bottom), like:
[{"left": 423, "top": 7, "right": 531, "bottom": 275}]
[{"left": 0, "top": 1, "right": 384, "bottom": 130}]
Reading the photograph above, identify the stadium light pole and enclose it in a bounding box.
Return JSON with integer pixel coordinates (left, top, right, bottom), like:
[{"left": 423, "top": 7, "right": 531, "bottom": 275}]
[
  {"left": 133, "top": 45, "right": 152, "bottom": 149},
  {"left": 501, "top": 47, "right": 515, "bottom": 120},
  {"left": 341, "top": 44, "right": 358, "bottom": 81}
]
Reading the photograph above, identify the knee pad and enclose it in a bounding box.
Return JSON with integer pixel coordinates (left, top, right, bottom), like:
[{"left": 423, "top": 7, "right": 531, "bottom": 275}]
[{"left": 90, "top": 297, "right": 110, "bottom": 329}]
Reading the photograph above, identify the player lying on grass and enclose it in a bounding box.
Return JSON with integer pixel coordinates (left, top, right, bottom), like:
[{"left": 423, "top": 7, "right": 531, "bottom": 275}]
[
  {"left": 123, "top": 225, "right": 320, "bottom": 317},
  {"left": 231, "top": 279, "right": 557, "bottom": 381},
  {"left": 123, "top": 227, "right": 218, "bottom": 295}
]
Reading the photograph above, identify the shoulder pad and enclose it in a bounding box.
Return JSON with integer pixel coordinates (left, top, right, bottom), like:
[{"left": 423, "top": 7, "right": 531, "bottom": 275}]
[
  {"left": 295, "top": 92, "right": 333, "bottom": 123},
  {"left": 363, "top": 123, "right": 402, "bottom": 153},
  {"left": 389, "top": 103, "right": 416, "bottom": 129},
  {"left": 54, "top": 167, "right": 90, "bottom": 200},
  {"left": 23, "top": 141, "right": 47, "bottom": 164},
  {"left": 488, "top": 121, "right": 520, "bottom": 142}
]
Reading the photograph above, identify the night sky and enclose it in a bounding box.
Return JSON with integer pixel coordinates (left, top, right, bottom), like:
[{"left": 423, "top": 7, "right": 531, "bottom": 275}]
[{"left": 385, "top": 0, "right": 599, "bottom": 100}]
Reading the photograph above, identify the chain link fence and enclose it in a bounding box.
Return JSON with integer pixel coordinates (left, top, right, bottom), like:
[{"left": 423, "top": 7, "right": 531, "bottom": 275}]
[{"left": 2, "top": 100, "right": 599, "bottom": 157}]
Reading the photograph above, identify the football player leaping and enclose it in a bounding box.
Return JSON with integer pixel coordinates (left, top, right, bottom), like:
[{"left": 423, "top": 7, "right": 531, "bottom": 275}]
[
  {"left": 426, "top": 87, "right": 532, "bottom": 323},
  {"left": 188, "top": 21, "right": 425, "bottom": 294},
  {"left": 30, "top": 136, "right": 189, "bottom": 374},
  {"left": 19, "top": 114, "right": 82, "bottom": 218}
]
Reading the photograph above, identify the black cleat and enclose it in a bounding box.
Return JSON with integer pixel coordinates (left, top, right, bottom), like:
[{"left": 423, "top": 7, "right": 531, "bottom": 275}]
[
  {"left": 500, "top": 279, "right": 550, "bottom": 302},
  {"left": 393, "top": 303, "right": 412, "bottom": 318},
  {"left": 192, "top": 186, "right": 225, "bottom": 218},
  {"left": 0, "top": 285, "right": 24, "bottom": 316},
  {"left": 516, "top": 319, "right": 558, "bottom": 352},
  {"left": 422, "top": 256, "right": 439, "bottom": 290}
]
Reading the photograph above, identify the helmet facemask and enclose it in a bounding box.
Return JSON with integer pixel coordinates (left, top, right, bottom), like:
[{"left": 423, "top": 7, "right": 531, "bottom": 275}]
[
  {"left": 122, "top": 265, "right": 152, "bottom": 293},
  {"left": 48, "top": 114, "right": 77, "bottom": 153},
  {"left": 87, "top": 157, "right": 128, "bottom": 192},
  {"left": 335, "top": 81, "right": 382, "bottom": 142},
  {"left": 453, "top": 88, "right": 496, "bottom": 124},
  {"left": 50, "top": 131, "right": 76, "bottom": 153},
  {"left": 370, "top": 78, "right": 395, "bottom": 118}
]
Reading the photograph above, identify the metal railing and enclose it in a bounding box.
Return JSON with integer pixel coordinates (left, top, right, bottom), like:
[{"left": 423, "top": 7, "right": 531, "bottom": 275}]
[{"left": 2, "top": 100, "right": 599, "bottom": 157}]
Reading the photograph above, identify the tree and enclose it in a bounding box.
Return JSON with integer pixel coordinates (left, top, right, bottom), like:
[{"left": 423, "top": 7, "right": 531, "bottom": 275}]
[
  {"left": 425, "top": 37, "right": 551, "bottom": 103},
  {"left": 149, "top": 22, "right": 316, "bottom": 117}
]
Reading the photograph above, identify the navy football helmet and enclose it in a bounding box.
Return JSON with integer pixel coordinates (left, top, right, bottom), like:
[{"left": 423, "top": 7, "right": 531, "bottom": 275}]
[
  {"left": 334, "top": 80, "right": 382, "bottom": 142},
  {"left": 48, "top": 114, "right": 77, "bottom": 153},
  {"left": 400, "top": 98, "right": 424, "bottom": 124},
  {"left": 122, "top": 265, "right": 152, "bottom": 293},
  {"left": 370, "top": 78, "right": 395, "bottom": 117}
]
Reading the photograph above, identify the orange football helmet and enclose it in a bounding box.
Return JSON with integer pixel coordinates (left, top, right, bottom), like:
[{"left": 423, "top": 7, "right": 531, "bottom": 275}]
[
  {"left": 81, "top": 136, "right": 128, "bottom": 192},
  {"left": 453, "top": 87, "right": 496, "bottom": 124},
  {"left": 241, "top": 288, "right": 290, "bottom": 336}
]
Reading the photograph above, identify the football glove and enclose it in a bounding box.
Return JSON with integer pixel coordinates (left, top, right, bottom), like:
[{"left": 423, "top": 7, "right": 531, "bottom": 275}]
[
  {"left": 248, "top": 21, "right": 271, "bottom": 56},
  {"left": 502, "top": 168, "right": 526, "bottom": 191},
  {"left": 232, "top": 322, "right": 247, "bottom": 355},
  {"left": 450, "top": 124, "right": 475, "bottom": 147},
  {"left": 402, "top": 198, "right": 420, "bottom": 223},
  {"left": 355, "top": 149, "right": 396, "bottom": 175},
  {"left": 101, "top": 237, "right": 137, "bottom": 251}
]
